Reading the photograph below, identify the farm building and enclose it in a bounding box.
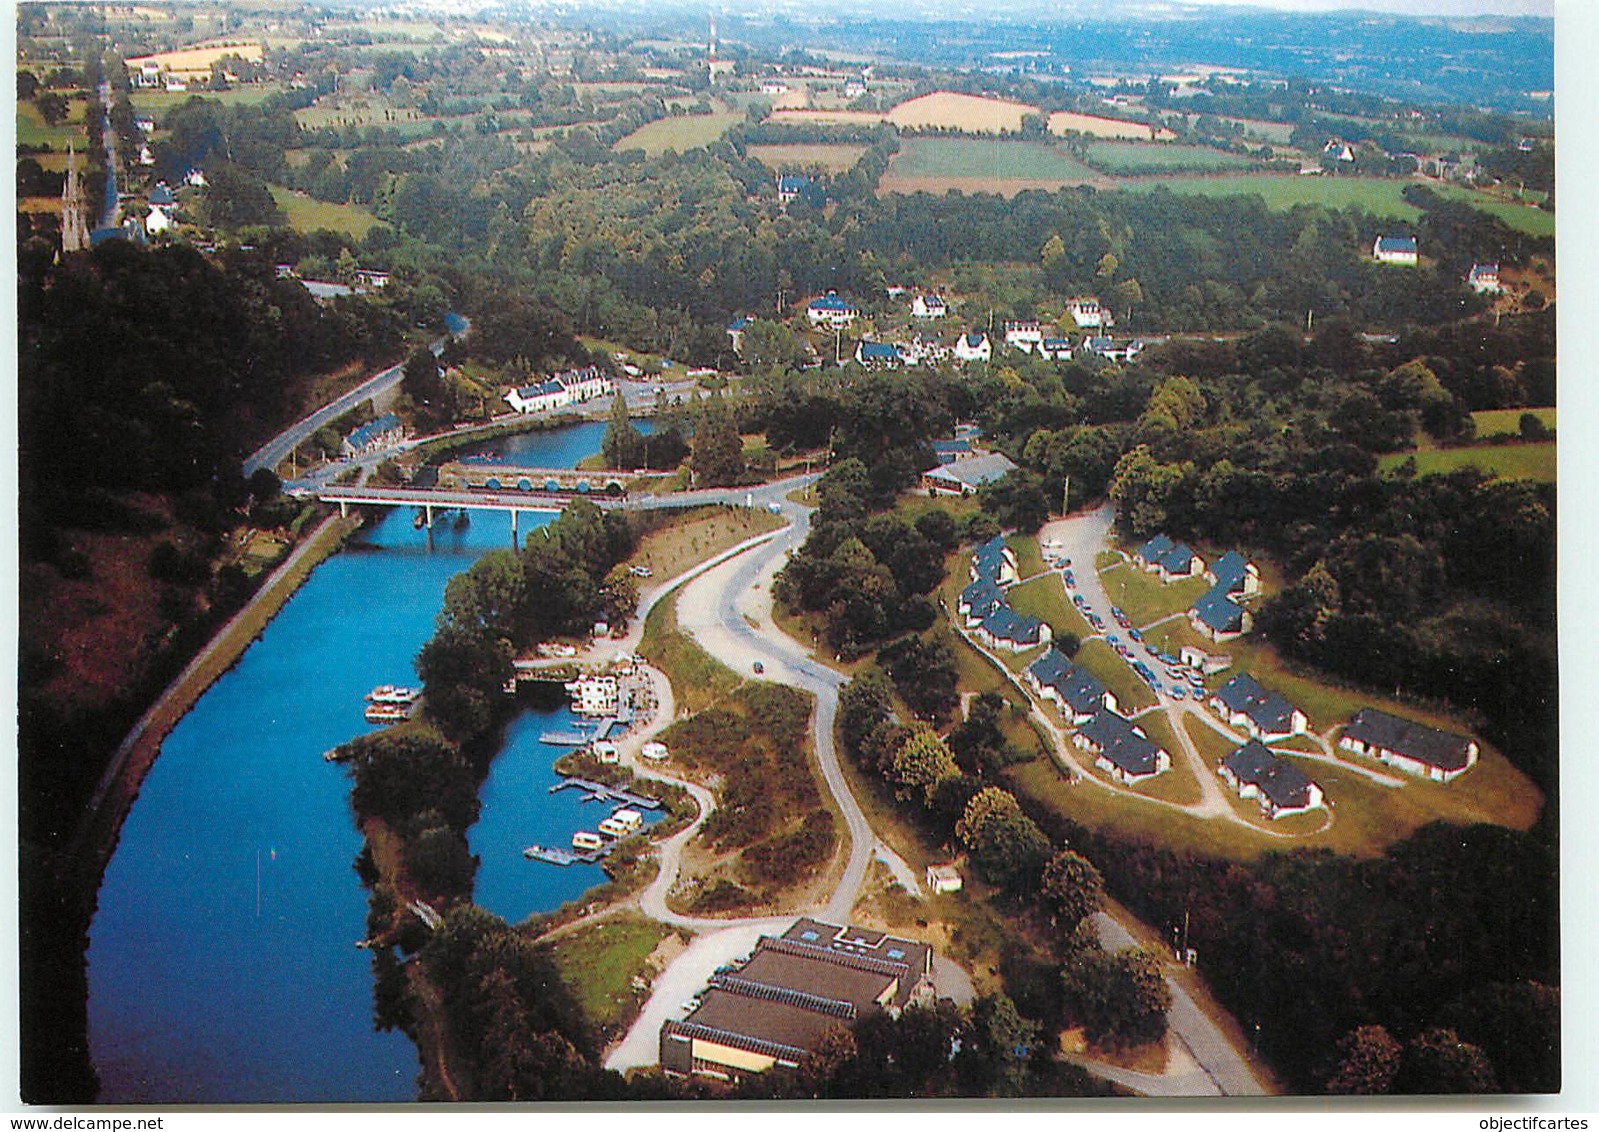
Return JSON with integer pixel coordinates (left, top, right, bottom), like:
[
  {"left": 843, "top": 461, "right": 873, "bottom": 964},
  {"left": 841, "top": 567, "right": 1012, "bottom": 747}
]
[
  {"left": 1210, "top": 674, "right": 1307, "bottom": 741},
  {"left": 1339, "top": 708, "right": 1478, "bottom": 783},
  {"left": 1218, "top": 741, "right": 1324, "bottom": 820},
  {"left": 659, "top": 918, "right": 933, "bottom": 1082}
]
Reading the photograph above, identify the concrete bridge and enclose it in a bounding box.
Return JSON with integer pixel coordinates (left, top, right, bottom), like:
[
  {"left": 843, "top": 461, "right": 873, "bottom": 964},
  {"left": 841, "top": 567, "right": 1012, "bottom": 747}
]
[{"left": 315, "top": 483, "right": 582, "bottom": 542}]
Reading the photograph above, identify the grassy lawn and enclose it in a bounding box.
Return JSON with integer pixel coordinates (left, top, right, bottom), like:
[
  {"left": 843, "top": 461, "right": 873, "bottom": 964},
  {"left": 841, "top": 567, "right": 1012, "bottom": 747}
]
[
  {"left": 1430, "top": 183, "right": 1556, "bottom": 239},
  {"left": 1376, "top": 442, "right": 1555, "bottom": 483},
  {"left": 1094, "top": 549, "right": 1122, "bottom": 570},
  {"left": 1006, "top": 575, "right": 1094, "bottom": 642},
  {"left": 268, "top": 186, "right": 386, "bottom": 238},
  {"left": 1123, "top": 712, "right": 1202, "bottom": 805},
  {"left": 1074, "top": 639, "right": 1156, "bottom": 715},
  {"left": 1139, "top": 616, "right": 1212, "bottom": 663},
  {"left": 1006, "top": 534, "right": 1048, "bottom": 580},
  {"left": 1183, "top": 714, "right": 1239, "bottom": 762},
  {"left": 541, "top": 914, "right": 673, "bottom": 1031},
  {"left": 887, "top": 137, "right": 1099, "bottom": 181},
  {"left": 637, "top": 597, "right": 741, "bottom": 715},
  {"left": 613, "top": 112, "right": 743, "bottom": 155},
  {"left": 1098, "top": 562, "right": 1211, "bottom": 627},
  {"left": 17, "top": 98, "right": 87, "bottom": 149},
  {"left": 1471, "top": 407, "right": 1555, "bottom": 436},
  {"left": 1085, "top": 141, "right": 1256, "bottom": 175},
  {"left": 130, "top": 84, "right": 284, "bottom": 120},
  {"left": 627, "top": 506, "right": 784, "bottom": 587}
]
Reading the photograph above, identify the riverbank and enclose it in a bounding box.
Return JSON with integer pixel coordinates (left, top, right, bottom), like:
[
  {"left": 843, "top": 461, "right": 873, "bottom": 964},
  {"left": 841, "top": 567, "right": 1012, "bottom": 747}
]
[{"left": 66, "top": 510, "right": 364, "bottom": 917}]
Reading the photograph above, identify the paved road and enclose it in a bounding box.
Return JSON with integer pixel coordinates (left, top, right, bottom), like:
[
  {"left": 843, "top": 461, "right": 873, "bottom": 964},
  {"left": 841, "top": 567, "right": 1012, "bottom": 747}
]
[{"left": 1092, "top": 912, "right": 1270, "bottom": 1097}]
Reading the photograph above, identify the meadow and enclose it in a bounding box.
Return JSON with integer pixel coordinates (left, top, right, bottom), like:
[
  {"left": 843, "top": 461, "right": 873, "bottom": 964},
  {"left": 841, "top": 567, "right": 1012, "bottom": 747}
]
[
  {"left": 1471, "top": 407, "right": 1555, "bottom": 436},
  {"left": 1377, "top": 442, "right": 1555, "bottom": 483},
  {"left": 1049, "top": 110, "right": 1177, "bottom": 140},
  {"left": 1118, "top": 173, "right": 1425, "bottom": 219},
  {"left": 17, "top": 97, "right": 87, "bottom": 150},
  {"left": 268, "top": 185, "right": 386, "bottom": 238},
  {"left": 880, "top": 137, "right": 1099, "bottom": 195},
  {"left": 886, "top": 91, "right": 1038, "bottom": 133},
  {"left": 612, "top": 111, "right": 744, "bottom": 156},
  {"left": 1085, "top": 141, "right": 1256, "bottom": 175}
]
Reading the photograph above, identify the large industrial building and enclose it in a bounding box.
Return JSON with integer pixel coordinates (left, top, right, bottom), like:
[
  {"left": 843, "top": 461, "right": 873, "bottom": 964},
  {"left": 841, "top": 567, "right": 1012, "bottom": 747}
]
[{"left": 659, "top": 918, "right": 933, "bottom": 1081}]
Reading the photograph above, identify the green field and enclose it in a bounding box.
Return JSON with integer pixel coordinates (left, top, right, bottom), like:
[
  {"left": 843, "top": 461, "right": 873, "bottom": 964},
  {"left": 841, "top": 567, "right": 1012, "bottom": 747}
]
[
  {"left": 1471, "top": 407, "right": 1555, "bottom": 437},
  {"left": 1006, "top": 575, "right": 1094, "bottom": 642},
  {"left": 1377, "top": 442, "right": 1555, "bottom": 483},
  {"left": 17, "top": 98, "right": 87, "bottom": 149},
  {"left": 1098, "top": 562, "right": 1211, "bottom": 628},
  {"left": 130, "top": 84, "right": 285, "bottom": 123},
  {"left": 268, "top": 186, "right": 387, "bottom": 238},
  {"left": 1430, "top": 184, "right": 1556, "bottom": 238},
  {"left": 542, "top": 914, "right": 673, "bottom": 1029},
  {"left": 1121, "top": 174, "right": 1424, "bottom": 219},
  {"left": 886, "top": 137, "right": 1098, "bottom": 181},
  {"left": 613, "top": 112, "right": 743, "bottom": 156},
  {"left": 1075, "top": 639, "right": 1156, "bottom": 715},
  {"left": 746, "top": 143, "right": 870, "bottom": 173},
  {"left": 1085, "top": 141, "right": 1256, "bottom": 175}
]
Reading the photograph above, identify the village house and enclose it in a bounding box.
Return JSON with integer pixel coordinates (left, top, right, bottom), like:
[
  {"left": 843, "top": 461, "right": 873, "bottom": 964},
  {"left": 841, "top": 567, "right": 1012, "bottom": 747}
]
[
  {"left": 1002, "top": 320, "right": 1045, "bottom": 352},
  {"left": 1073, "top": 710, "right": 1170, "bottom": 785},
  {"left": 931, "top": 438, "right": 973, "bottom": 464},
  {"left": 854, "top": 340, "right": 904, "bottom": 369},
  {"left": 1210, "top": 673, "right": 1307, "bottom": 742},
  {"left": 1026, "top": 648, "right": 1118, "bottom": 723},
  {"left": 340, "top": 412, "right": 404, "bottom": 457},
  {"left": 1339, "top": 708, "right": 1479, "bottom": 783},
  {"left": 969, "top": 535, "right": 1019, "bottom": 587},
  {"left": 1066, "top": 297, "right": 1113, "bottom": 329},
  {"left": 504, "top": 378, "right": 570, "bottom": 415},
  {"left": 952, "top": 331, "right": 992, "bottom": 364},
  {"left": 555, "top": 366, "right": 614, "bottom": 403},
  {"left": 1373, "top": 235, "right": 1419, "bottom": 266},
  {"left": 911, "top": 293, "right": 948, "bottom": 319},
  {"left": 805, "top": 291, "right": 858, "bottom": 328},
  {"left": 924, "top": 863, "right": 963, "bottom": 894},
  {"left": 1038, "top": 337, "right": 1074, "bottom": 361},
  {"left": 726, "top": 315, "right": 751, "bottom": 354},
  {"left": 923, "top": 452, "right": 1018, "bottom": 497},
  {"left": 759, "top": 80, "right": 789, "bottom": 95},
  {"left": 1189, "top": 589, "right": 1251, "bottom": 642},
  {"left": 354, "top": 269, "right": 391, "bottom": 290},
  {"left": 1468, "top": 262, "right": 1502, "bottom": 294},
  {"left": 975, "top": 605, "right": 1050, "bottom": 652},
  {"left": 1082, "top": 336, "right": 1145, "bottom": 364},
  {"left": 660, "top": 918, "right": 933, "bottom": 1082},
  {"left": 777, "top": 174, "right": 811, "bottom": 207},
  {"left": 958, "top": 577, "right": 1007, "bottom": 627},
  {"left": 1218, "top": 740, "right": 1324, "bottom": 820},
  {"left": 1134, "top": 534, "right": 1205, "bottom": 582}
]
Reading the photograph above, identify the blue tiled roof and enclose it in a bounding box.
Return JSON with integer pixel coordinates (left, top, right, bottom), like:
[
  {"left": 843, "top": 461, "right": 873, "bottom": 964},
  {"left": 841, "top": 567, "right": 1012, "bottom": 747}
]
[
  {"left": 726, "top": 315, "right": 751, "bottom": 331},
  {"left": 857, "top": 341, "right": 901, "bottom": 361},
  {"left": 1376, "top": 235, "right": 1417, "bottom": 254},
  {"left": 1080, "top": 711, "right": 1163, "bottom": 776},
  {"left": 516, "top": 380, "right": 565, "bottom": 398},
  {"left": 1222, "top": 740, "right": 1316, "bottom": 810},
  {"left": 963, "top": 332, "right": 987, "bottom": 348},
  {"left": 1213, "top": 673, "right": 1299, "bottom": 735},
  {"left": 1027, "top": 647, "right": 1072, "bottom": 688},
  {"left": 347, "top": 412, "right": 401, "bottom": 450},
  {"left": 1191, "top": 589, "right": 1244, "bottom": 633},
  {"left": 1136, "top": 534, "right": 1174, "bottom": 565},
  {"left": 1343, "top": 708, "right": 1474, "bottom": 772},
  {"left": 962, "top": 577, "right": 1004, "bottom": 611},
  {"left": 1159, "top": 543, "right": 1196, "bottom": 574},
  {"left": 778, "top": 174, "right": 810, "bottom": 193},
  {"left": 808, "top": 292, "right": 855, "bottom": 312},
  {"left": 149, "top": 184, "right": 175, "bottom": 206},
  {"left": 1210, "top": 551, "right": 1251, "bottom": 593}
]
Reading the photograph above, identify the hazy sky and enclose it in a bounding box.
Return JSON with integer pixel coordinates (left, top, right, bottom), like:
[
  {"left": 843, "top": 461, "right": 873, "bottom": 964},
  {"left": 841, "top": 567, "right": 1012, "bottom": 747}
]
[{"left": 1171, "top": 0, "right": 1552, "bottom": 14}]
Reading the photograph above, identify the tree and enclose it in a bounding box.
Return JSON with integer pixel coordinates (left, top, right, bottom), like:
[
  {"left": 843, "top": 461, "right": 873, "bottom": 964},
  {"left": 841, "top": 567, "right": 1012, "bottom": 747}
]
[
  {"left": 980, "top": 469, "right": 1052, "bottom": 531},
  {"left": 955, "top": 787, "right": 1052, "bottom": 890},
  {"left": 201, "top": 162, "right": 285, "bottom": 230},
  {"left": 887, "top": 725, "right": 960, "bottom": 807},
  {"left": 690, "top": 397, "right": 745, "bottom": 487},
  {"left": 1395, "top": 1028, "right": 1498, "bottom": 1094},
  {"left": 1324, "top": 1024, "right": 1402, "bottom": 1095},
  {"left": 402, "top": 347, "right": 444, "bottom": 408},
  {"left": 1038, "top": 849, "right": 1106, "bottom": 934},
  {"left": 1061, "top": 948, "right": 1172, "bottom": 1049},
  {"left": 601, "top": 392, "right": 647, "bottom": 469},
  {"left": 35, "top": 91, "right": 68, "bottom": 126},
  {"left": 838, "top": 667, "right": 896, "bottom": 762}
]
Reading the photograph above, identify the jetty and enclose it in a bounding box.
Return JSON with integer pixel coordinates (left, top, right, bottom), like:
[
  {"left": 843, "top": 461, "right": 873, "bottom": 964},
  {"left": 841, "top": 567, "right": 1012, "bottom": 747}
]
[
  {"left": 539, "top": 717, "right": 625, "bottom": 746},
  {"left": 548, "top": 777, "right": 663, "bottom": 810}
]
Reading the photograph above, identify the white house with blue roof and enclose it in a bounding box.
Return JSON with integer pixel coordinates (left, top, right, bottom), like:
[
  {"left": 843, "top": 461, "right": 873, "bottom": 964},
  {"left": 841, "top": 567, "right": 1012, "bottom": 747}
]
[
  {"left": 975, "top": 606, "right": 1050, "bottom": 652},
  {"left": 1026, "top": 649, "right": 1118, "bottom": 723},
  {"left": 968, "top": 535, "right": 1018, "bottom": 586},
  {"left": 726, "top": 315, "right": 752, "bottom": 354},
  {"left": 1073, "top": 710, "right": 1169, "bottom": 784},
  {"left": 952, "top": 331, "right": 991, "bottom": 364},
  {"left": 1189, "top": 588, "right": 1250, "bottom": 642},
  {"left": 1209, "top": 673, "right": 1306, "bottom": 741},
  {"left": 504, "top": 379, "right": 570, "bottom": 415},
  {"left": 854, "top": 340, "right": 904, "bottom": 368},
  {"left": 1206, "top": 551, "right": 1261, "bottom": 596},
  {"left": 1219, "top": 740, "right": 1323, "bottom": 819},
  {"left": 959, "top": 577, "right": 1007, "bottom": 627},
  {"left": 1373, "top": 234, "right": 1418, "bottom": 266},
  {"left": 805, "top": 291, "right": 858, "bottom": 328},
  {"left": 777, "top": 174, "right": 811, "bottom": 206}
]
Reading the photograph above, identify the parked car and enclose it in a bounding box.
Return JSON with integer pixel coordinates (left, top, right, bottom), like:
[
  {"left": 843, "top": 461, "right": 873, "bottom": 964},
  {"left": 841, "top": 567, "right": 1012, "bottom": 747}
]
[
  {"left": 1110, "top": 606, "right": 1126, "bottom": 621},
  {"left": 1170, "top": 686, "right": 1187, "bottom": 700},
  {"left": 753, "top": 661, "right": 764, "bottom": 674},
  {"left": 1128, "top": 628, "right": 1143, "bottom": 642}
]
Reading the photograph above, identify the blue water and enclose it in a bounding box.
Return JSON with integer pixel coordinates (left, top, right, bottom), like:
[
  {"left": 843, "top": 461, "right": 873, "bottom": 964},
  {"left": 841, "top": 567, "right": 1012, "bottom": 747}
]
[
  {"left": 468, "top": 708, "right": 660, "bottom": 926},
  {"left": 462, "top": 418, "right": 652, "bottom": 467},
  {"left": 86, "top": 422, "right": 631, "bottom": 1103}
]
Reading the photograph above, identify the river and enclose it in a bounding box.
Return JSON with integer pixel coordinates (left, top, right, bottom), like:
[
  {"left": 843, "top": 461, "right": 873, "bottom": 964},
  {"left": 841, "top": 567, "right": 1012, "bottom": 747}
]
[{"left": 86, "top": 423, "right": 639, "bottom": 1103}]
